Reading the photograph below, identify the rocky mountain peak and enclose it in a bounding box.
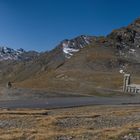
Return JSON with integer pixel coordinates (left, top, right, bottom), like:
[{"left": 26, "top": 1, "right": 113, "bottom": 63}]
[
  {"left": 107, "top": 19, "right": 140, "bottom": 63},
  {"left": 132, "top": 17, "right": 140, "bottom": 25},
  {"left": 60, "top": 35, "right": 95, "bottom": 58}
]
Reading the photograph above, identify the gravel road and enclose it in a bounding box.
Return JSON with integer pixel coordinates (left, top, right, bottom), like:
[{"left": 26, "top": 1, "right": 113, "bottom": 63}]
[
  {"left": 0, "top": 87, "right": 140, "bottom": 109},
  {"left": 0, "top": 96, "right": 140, "bottom": 109}
]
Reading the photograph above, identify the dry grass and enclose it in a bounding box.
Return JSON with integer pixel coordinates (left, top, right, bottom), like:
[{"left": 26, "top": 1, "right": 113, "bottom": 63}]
[
  {"left": 15, "top": 71, "right": 123, "bottom": 96},
  {"left": 13, "top": 45, "right": 123, "bottom": 94},
  {"left": 0, "top": 105, "right": 139, "bottom": 140}
]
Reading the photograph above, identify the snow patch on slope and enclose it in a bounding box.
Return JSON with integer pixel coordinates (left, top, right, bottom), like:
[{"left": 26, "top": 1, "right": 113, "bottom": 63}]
[
  {"left": 129, "top": 49, "right": 136, "bottom": 54},
  {"left": 83, "top": 36, "right": 90, "bottom": 44},
  {"left": 62, "top": 35, "right": 93, "bottom": 59},
  {"left": 62, "top": 42, "right": 79, "bottom": 59}
]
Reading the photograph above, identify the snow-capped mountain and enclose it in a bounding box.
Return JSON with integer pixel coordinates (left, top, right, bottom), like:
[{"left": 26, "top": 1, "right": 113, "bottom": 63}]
[
  {"left": 60, "top": 35, "right": 95, "bottom": 58},
  {"left": 0, "top": 47, "right": 25, "bottom": 61},
  {"left": 31, "top": 35, "right": 95, "bottom": 70}
]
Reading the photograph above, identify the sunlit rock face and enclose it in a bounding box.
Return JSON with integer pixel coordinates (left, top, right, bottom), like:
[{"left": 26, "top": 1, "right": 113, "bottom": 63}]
[{"left": 108, "top": 18, "right": 140, "bottom": 63}]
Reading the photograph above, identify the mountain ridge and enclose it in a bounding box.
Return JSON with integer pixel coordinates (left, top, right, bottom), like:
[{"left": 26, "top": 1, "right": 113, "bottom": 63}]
[{"left": 1, "top": 18, "right": 140, "bottom": 95}]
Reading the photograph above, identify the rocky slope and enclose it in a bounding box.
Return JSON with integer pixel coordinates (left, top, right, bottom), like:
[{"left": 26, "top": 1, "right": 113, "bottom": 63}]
[{"left": 107, "top": 18, "right": 140, "bottom": 74}]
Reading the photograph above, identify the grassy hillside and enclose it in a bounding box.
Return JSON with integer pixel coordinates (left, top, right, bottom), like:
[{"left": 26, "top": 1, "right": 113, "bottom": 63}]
[{"left": 14, "top": 44, "right": 124, "bottom": 95}]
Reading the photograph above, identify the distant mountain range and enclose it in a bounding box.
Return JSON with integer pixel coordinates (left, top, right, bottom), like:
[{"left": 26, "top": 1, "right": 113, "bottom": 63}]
[
  {"left": 0, "top": 35, "right": 94, "bottom": 61},
  {"left": 1, "top": 18, "right": 140, "bottom": 95},
  {"left": 0, "top": 47, "right": 39, "bottom": 61},
  {"left": 0, "top": 47, "right": 24, "bottom": 61}
]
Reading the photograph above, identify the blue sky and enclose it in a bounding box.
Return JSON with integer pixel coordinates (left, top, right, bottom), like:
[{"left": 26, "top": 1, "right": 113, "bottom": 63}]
[{"left": 0, "top": 0, "right": 140, "bottom": 52}]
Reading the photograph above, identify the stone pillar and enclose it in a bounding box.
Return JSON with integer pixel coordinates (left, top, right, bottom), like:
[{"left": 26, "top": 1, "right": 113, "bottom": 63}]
[
  {"left": 134, "top": 88, "right": 137, "bottom": 93},
  {"left": 136, "top": 89, "right": 140, "bottom": 93},
  {"left": 123, "top": 74, "right": 131, "bottom": 93},
  {"left": 127, "top": 86, "right": 130, "bottom": 93}
]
